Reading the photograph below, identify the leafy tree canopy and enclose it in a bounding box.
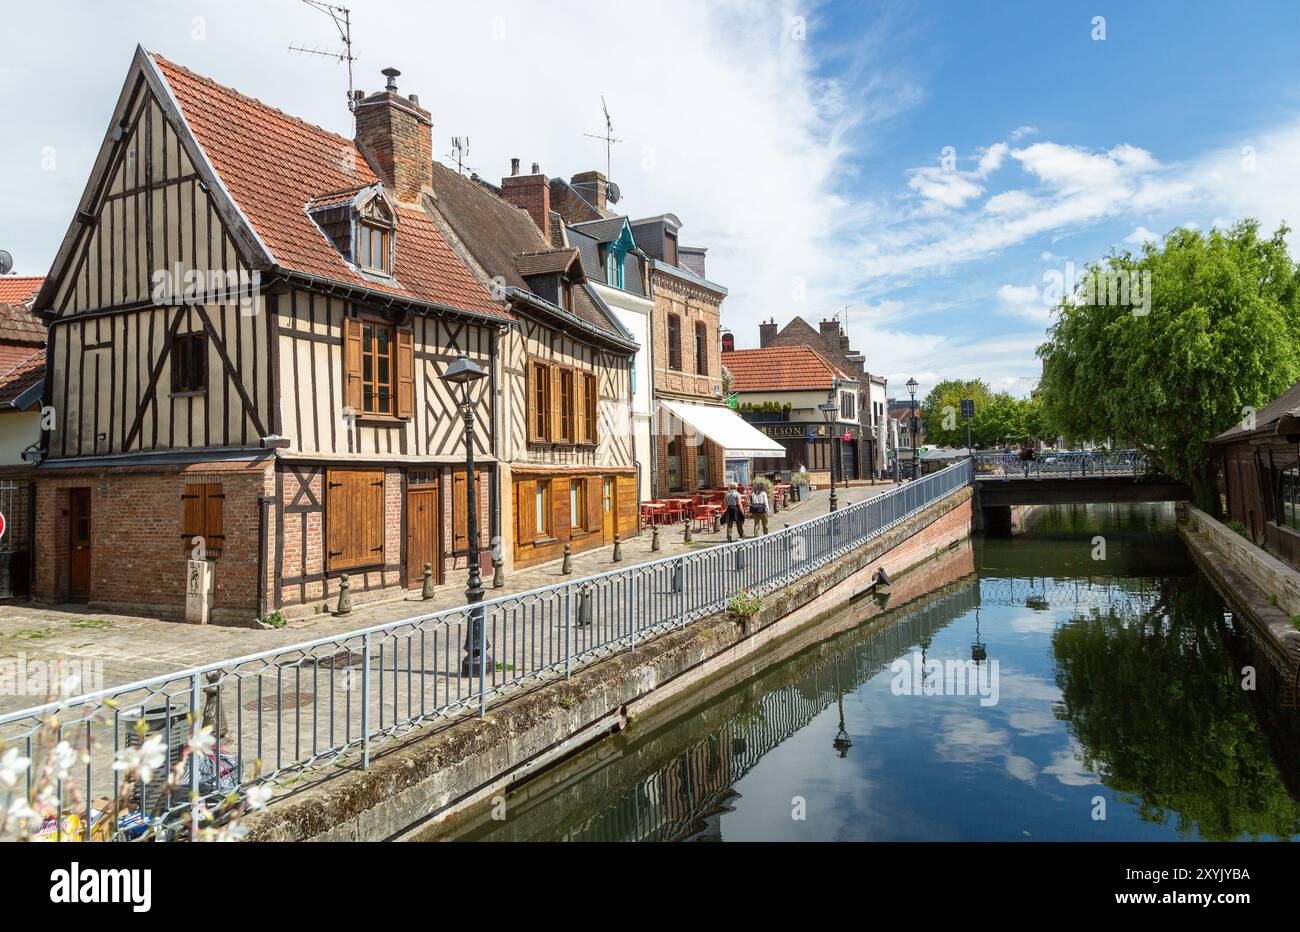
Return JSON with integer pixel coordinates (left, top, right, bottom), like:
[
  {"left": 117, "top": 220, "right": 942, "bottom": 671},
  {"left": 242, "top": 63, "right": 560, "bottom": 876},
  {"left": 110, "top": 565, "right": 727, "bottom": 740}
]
[
  {"left": 920, "top": 379, "right": 1044, "bottom": 448},
  {"left": 1037, "top": 220, "right": 1300, "bottom": 512}
]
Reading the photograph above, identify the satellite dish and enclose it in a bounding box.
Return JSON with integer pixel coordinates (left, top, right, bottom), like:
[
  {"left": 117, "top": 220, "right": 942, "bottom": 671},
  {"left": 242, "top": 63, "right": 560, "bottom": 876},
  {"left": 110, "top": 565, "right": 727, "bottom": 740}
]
[
  {"left": 606, "top": 181, "right": 621, "bottom": 205},
  {"left": 0, "top": 251, "right": 11, "bottom": 275}
]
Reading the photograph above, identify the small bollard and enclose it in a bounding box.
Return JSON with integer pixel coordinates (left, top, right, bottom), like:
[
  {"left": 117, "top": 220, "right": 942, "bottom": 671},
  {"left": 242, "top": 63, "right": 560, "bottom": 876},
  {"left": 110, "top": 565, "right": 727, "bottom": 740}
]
[
  {"left": 421, "top": 562, "right": 435, "bottom": 600},
  {"left": 577, "top": 585, "right": 593, "bottom": 627},
  {"left": 683, "top": 520, "right": 693, "bottom": 544},
  {"left": 734, "top": 547, "right": 746, "bottom": 572},
  {"left": 561, "top": 543, "right": 572, "bottom": 575},
  {"left": 492, "top": 556, "right": 504, "bottom": 589},
  {"left": 671, "top": 562, "right": 682, "bottom": 593},
  {"left": 612, "top": 535, "right": 623, "bottom": 562},
  {"left": 336, "top": 574, "right": 352, "bottom": 615},
  {"left": 712, "top": 513, "right": 721, "bottom": 534},
  {"left": 651, "top": 526, "right": 661, "bottom": 551}
]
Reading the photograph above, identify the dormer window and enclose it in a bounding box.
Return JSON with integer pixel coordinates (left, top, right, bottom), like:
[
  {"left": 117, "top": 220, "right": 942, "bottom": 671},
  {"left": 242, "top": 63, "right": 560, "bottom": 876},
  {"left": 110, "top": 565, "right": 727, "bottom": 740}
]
[
  {"left": 605, "top": 247, "right": 624, "bottom": 288},
  {"left": 358, "top": 223, "right": 391, "bottom": 274}
]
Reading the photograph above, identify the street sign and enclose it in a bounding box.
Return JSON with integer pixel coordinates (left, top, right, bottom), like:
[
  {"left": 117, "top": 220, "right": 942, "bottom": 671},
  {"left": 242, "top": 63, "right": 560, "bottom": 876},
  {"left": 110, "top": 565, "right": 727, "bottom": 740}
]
[
  {"left": 817, "top": 402, "right": 838, "bottom": 412},
  {"left": 960, "top": 399, "right": 975, "bottom": 419}
]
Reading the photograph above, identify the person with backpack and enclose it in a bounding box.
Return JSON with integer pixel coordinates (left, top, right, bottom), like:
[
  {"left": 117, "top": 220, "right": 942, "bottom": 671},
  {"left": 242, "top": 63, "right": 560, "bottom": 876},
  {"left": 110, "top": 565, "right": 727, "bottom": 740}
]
[
  {"left": 723, "top": 484, "right": 745, "bottom": 540},
  {"left": 749, "top": 483, "right": 770, "bottom": 536}
]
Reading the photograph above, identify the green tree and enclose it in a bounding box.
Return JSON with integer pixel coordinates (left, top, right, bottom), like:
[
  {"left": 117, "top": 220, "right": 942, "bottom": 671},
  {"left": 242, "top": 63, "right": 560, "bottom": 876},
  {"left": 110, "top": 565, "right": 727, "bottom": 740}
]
[
  {"left": 920, "top": 380, "right": 1043, "bottom": 448},
  {"left": 1037, "top": 220, "right": 1300, "bottom": 513}
]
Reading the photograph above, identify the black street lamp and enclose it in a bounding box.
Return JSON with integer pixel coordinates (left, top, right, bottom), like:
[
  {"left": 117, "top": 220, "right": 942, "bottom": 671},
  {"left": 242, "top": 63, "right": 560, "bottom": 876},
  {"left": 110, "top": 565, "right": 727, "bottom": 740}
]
[
  {"left": 443, "top": 355, "right": 492, "bottom": 678},
  {"left": 906, "top": 377, "right": 919, "bottom": 481},
  {"left": 820, "top": 384, "right": 839, "bottom": 513}
]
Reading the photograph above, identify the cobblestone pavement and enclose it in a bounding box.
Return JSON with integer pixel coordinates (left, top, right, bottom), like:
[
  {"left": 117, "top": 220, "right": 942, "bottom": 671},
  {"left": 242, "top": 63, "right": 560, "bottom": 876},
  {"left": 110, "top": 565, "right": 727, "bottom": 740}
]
[{"left": 0, "top": 483, "right": 897, "bottom": 713}]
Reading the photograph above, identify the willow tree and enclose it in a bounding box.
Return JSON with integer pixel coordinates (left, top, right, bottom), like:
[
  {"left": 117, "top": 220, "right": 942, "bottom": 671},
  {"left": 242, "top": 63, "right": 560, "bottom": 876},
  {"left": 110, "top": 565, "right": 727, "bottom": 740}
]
[{"left": 1037, "top": 220, "right": 1300, "bottom": 513}]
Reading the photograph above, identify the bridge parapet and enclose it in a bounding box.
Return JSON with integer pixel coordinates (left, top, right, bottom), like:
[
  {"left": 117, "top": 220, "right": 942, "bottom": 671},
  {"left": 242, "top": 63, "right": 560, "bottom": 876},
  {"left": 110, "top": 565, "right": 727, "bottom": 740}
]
[{"left": 974, "top": 449, "right": 1147, "bottom": 481}]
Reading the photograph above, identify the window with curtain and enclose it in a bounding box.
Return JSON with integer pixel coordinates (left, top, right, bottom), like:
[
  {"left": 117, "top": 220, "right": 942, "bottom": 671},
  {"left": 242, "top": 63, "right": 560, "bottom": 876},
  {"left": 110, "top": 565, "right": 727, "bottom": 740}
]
[{"left": 1281, "top": 465, "right": 1299, "bottom": 531}]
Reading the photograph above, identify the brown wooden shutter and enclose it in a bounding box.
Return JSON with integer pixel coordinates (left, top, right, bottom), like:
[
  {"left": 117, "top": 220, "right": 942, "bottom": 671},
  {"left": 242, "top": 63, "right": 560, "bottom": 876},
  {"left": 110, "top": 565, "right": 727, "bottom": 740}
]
[
  {"left": 181, "top": 486, "right": 203, "bottom": 555},
  {"left": 574, "top": 371, "right": 585, "bottom": 445},
  {"left": 554, "top": 477, "right": 570, "bottom": 538},
  {"left": 452, "top": 470, "right": 468, "bottom": 552},
  {"left": 526, "top": 363, "right": 538, "bottom": 443},
  {"left": 549, "top": 365, "right": 561, "bottom": 443},
  {"left": 585, "top": 373, "right": 598, "bottom": 443},
  {"left": 343, "top": 317, "right": 363, "bottom": 413},
  {"left": 327, "top": 468, "right": 384, "bottom": 570},
  {"left": 395, "top": 326, "right": 414, "bottom": 419},
  {"left": 515, "top": 478, "right": 535, "bottom": 548},
  {"left": 585, "top": 476, "right": 601, "bottom": 532},
  {"left": 616, "top": 475, "right": 637, "bottom": 538},
  {"left": 203, "top": 485, "right": 225, "bottom": 557}
]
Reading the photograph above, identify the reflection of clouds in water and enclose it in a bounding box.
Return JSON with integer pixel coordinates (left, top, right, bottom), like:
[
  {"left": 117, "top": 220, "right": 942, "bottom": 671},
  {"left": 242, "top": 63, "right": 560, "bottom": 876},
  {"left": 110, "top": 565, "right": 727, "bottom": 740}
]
[
  {"left": 1044, "top": 745, "right": 1099, "bottom": 787},
  {"left": 934, "top": 715, "right": 1041, "bottom": 786},
  {"left": 1008, "top": 709, "right": 1059, "bottom": 736},
  {"left": 997, "top": 670, "right": 1063, "bottom": 705},
  {"left": 1007, "top": 610, "right": 1059, "bottom": 634},
  {"left": 1004, "top": 754, "right": 1038, "bottom": 785}
]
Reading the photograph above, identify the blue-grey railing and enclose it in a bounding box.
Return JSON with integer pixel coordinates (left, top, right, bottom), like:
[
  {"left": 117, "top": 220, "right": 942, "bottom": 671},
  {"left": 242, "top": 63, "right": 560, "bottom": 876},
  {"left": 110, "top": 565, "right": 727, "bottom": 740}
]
[
  {"left": 972, "top": 449, "right": 1145, "bottom": 480},
  {"left": 0, "top": 458, "right": 973, "bottom": 840}
]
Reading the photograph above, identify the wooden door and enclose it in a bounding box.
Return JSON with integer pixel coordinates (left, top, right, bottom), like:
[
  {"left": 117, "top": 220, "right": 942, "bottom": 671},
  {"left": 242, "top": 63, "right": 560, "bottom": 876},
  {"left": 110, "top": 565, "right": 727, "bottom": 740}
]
[
  {"left": 406, "top": 486, "right": 440, "bottom": 588},
  {"left": 68, "top": 488, "right": 92, "bottom": 600},
  {"left": 601, "top": 477, "right": 616, "bottom": 542}
]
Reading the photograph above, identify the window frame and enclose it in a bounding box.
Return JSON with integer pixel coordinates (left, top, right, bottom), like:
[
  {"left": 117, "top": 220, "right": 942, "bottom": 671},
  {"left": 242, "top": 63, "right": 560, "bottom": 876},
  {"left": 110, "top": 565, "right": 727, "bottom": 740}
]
[
  {"left": 570, "top": 478, "right": 589, "bottom": 533},
  {"left": 171, "top": 332, "right": 207, "bottom": 395},
  {"left": 558, "top": 368, "right": 576, "bottom": 443},
  {"left": 534, "top": 479, "right": 553, "bottom": 540},
  {"left": 694, "top": 321, "right": 708, "bottom": 375},
  {"left": 667, "top": 314, "right": 682, "bottom": 371},
  {"left": 529, "top": 360, "right": 552, "bottom": 443},
  {"left": 359, "top": 319, "right": 396, "bottom": 416},
  {"left": 1280, "top": 465, "right": 1300, "bottom": 532},
  {"left": 357, "top": 222, "right": 392, "bottom": 275}
]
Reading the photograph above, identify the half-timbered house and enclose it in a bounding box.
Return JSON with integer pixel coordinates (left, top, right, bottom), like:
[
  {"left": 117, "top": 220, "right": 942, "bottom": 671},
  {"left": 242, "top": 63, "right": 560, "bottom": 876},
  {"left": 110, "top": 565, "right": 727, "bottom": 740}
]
[
  {"left": 31, "top": 50, "right": 511, "bottom": 621},
  {"left": 427, "top": 161, "right": 640, "bottom": 569}
]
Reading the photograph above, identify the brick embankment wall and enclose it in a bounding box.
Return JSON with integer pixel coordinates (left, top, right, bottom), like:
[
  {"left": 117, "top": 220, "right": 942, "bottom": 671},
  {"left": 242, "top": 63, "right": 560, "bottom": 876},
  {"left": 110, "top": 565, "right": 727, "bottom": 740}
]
[{"left": 243, "top": 487, "right": 973, "bottom": 842}]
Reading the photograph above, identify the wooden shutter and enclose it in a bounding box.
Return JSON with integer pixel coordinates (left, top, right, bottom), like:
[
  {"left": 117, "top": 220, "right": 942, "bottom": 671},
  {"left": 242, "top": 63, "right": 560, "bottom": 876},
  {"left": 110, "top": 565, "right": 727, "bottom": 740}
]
[
  {"left": 585, "top": 373, "right": 598, "bottom": 443},
  {"left": 343, "top": 317, "right": 363, "bottom": 413},
  {"left": 526, "top": 363, "right": 538, "bottom": 443},
  {"left": 549, "top": 365, "right": 561, "bottom": 443},
  {"left": 616, "top": 475, "right": 637, "bottom": 538},
  {"left": 181, "top": 484, "right": 223, "bottom": 557},
  {"left": 327, "top": 468, "right": 384, "bottom": 570},
  {"left": 585, "top": 476, "right": 601, "bottom": 532},
  {"left": 554, "top": 478, "right": 570, "bottom": 538},
  {"left": 395, "top": 326, "right": 414, "bottom": 419},
  {"left": 452, "top": 469, "right": 488, "bottom": 553},
  {"left": 514, "top": 479, "right": 535, "bottom": 548},
  {"left": 574, "top": 372, "right": 585, "bottom": 445}
]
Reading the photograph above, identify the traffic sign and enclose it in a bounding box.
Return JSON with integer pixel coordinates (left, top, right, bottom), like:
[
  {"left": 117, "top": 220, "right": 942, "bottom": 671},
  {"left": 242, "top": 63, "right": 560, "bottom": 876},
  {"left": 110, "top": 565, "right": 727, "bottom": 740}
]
[
  {"left": 960, "top": 399, "right": 975, "bottom": 419},
  {"left": 0, "top": 511, "right": 7, "bottom": 543}
]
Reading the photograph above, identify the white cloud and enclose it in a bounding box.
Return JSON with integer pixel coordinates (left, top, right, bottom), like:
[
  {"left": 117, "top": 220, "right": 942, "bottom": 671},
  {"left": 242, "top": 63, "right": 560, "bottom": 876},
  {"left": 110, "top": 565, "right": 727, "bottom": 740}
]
[{"left": 1124, "top": 225, "right": 1158, "bottom": 245}]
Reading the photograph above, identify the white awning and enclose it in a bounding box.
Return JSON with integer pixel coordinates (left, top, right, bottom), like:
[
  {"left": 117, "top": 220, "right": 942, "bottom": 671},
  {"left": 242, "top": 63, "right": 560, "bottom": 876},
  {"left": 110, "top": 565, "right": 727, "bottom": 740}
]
[{"left": 659, "top": 400, "right": 785, "bottom": 459}]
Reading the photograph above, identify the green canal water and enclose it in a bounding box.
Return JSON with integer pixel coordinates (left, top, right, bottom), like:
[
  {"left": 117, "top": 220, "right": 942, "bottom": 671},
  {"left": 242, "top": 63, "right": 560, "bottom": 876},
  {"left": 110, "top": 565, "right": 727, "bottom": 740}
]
[{"left": 451, "top": 503, "right": 1300, "bottom": 842}]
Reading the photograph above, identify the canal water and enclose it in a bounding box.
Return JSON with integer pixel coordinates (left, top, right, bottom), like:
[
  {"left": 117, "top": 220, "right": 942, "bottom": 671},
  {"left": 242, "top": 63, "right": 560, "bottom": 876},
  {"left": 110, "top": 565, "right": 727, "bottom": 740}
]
[{"left": 448, "top": 503, "right": 1300, "bottom": 842}]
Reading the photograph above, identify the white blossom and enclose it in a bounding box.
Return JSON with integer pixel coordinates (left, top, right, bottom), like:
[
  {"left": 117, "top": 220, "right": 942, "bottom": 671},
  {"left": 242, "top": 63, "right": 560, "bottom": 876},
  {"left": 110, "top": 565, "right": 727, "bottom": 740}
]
[
  {"left": 113, "top": 734, "right": 168, "bottom": 784},
  {"left": 0, "top": 747, "right": 31, "bottom": 788},
  {"left": 244, "top": 783, "right": 273, "bottom": 810},
  {"left": 6, "top": 795, "right": 38, "bottom": 826},
  {"left": 187, "top": 724, "right": 215, "bottom": 758},
  {"left": 51, "top": 741, "right": 77, "bottom": 782}
]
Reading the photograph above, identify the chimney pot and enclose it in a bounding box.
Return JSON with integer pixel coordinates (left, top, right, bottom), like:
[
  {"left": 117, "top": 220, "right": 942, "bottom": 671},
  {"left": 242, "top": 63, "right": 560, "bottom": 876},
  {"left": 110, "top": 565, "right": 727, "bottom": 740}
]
[
  {"left": 531, "top": 162, "right": 540, "bottom": 174},
  {"left": 382, "top": 67, "right": 401, "bottom": 91},
  {"left": 510, "top": 158, "right": 520, "bottom": 176},
  {"left": 408, "top": 94, "right": 419, "bottom": 106}
]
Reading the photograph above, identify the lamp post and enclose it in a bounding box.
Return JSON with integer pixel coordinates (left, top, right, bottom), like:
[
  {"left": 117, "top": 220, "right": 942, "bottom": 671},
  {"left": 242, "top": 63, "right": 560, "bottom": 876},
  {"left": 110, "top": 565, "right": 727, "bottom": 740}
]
[
  {"left": 819, "top": 387, "right": 839, "bottom": 513},
  {"left": 443, "top": 355, "right": 492, "bottom": 678},
  {"left": 906, "top": 377, "right": 919, "bottom": 481}
]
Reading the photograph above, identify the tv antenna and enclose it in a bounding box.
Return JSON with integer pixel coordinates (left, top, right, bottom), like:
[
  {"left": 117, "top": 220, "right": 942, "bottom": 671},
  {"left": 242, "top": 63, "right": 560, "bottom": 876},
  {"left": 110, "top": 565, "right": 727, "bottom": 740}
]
[
  {"left": 448, "top": 137, "right": 472, "bottom": 175},
  {"left": 583, "top": 96, "right": 622, "bottom": 180},
  {"left": 289, "top": 1, "right": 357, "bottom": 112}
]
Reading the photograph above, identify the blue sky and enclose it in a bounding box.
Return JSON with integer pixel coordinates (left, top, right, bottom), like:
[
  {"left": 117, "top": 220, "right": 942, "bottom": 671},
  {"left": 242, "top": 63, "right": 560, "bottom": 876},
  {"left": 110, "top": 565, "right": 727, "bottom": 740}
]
[{"left": 2, "top": 1, "right": 1298, "bottom": 398}]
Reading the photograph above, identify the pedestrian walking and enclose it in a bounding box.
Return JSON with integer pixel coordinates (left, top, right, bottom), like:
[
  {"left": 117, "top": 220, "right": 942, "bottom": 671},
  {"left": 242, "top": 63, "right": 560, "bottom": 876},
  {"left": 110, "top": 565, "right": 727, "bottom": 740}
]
[
  {"left": 749, "top": 484, "right": 770, "bottom": 536},
  {"left": 723, "top": 483, "right": 745, "bottom": 540}
]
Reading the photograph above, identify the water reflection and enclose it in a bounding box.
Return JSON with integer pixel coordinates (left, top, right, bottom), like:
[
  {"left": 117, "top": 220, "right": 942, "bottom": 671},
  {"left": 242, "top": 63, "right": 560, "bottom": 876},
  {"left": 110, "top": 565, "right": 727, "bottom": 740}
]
[{"left": 447, "top": 503, "right": 1300, "bottom": 842}]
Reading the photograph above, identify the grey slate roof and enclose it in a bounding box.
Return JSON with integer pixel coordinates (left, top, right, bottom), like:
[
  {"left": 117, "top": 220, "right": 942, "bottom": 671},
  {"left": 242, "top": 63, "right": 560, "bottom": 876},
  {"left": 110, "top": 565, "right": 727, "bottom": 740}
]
[{"left": 1212, "top": 378, "right": 1300, "bottom": 443}]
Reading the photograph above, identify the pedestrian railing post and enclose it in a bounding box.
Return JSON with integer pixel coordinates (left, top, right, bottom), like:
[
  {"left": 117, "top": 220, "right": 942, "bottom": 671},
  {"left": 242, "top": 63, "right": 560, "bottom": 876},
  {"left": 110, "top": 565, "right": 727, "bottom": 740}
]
[
  {"left": 189, "top": 671, "right": 201, "bottom": 841},
  {"left": 478, "top": 610, "right": 487, "bottom": 717},
  {"left": 361, "top": 631, "right": 372, "bottom": 769}
]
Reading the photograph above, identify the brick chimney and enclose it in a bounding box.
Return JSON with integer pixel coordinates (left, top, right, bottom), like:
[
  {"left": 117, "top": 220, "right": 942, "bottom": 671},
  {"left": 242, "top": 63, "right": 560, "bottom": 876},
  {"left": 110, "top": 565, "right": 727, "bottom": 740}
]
[
  {"left": 818, "top": 318, "right": 840, "bottom": 341},
  {"left": 353, "top": 67, "right": 433, "bottom": 204},
  {"left": 758, "top": 318, "right": 778, "bottom": 348},
  {"left": 501, "top": 160, "right": 551, "bottom": 243},
  {"left": 570, "top": 170, "right": 608, "bottom": 215}
]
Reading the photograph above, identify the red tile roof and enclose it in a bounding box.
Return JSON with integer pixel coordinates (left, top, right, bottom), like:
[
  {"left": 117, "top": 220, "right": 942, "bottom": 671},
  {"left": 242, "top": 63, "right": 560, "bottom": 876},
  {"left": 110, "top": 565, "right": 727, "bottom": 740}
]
[
  {"left": 0, "top": 277, "right": 43, "bottom": 306},
  {"left": 0, "top": 350, "right": 44, "bottom": 408},
  {"left": 151, "top": 55, "right": 506, "bottom": 320},
  {"left": 722, "top": 346, "right": 852, "bottom": 392}
]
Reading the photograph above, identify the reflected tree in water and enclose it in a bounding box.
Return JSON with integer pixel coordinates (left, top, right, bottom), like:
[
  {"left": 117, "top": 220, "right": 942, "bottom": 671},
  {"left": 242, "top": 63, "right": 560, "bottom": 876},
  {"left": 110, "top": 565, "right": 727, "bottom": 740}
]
[{"left": 1052, "top": 574, "right": 1300, "bottom": 840}]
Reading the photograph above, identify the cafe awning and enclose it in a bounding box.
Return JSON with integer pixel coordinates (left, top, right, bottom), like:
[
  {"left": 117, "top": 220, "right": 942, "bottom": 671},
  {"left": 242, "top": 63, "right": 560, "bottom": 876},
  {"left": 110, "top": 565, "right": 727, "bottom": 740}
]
[{"left": 659, "top": 400, "right": 786, "bottom": 459}]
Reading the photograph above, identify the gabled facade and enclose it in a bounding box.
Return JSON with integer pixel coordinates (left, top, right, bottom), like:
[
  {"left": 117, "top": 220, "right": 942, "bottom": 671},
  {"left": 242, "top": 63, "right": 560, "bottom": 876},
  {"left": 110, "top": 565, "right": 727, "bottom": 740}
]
[
  {"left": 0, "top": 277, "right": 47, "bottom": 464},
  {"left": 427, "top": 160, "right": 640, "bottom": 569},
  {"left": 31, "top": 50, "right": 507, "bottom": 621},
  {"left": 630, "top": 213, "right": 732, "bottom": 494},
  {"left": 722, "top": 345, "right": 860, "bottom": 485}
]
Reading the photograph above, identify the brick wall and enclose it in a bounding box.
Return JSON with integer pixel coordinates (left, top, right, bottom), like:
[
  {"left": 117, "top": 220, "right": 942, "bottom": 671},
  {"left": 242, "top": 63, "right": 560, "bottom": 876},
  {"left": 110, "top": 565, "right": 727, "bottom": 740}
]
[
  {"left": 353, "top": 88, "right": 433, "bottom": 204},
  {"left": 500, "top": 173, "right": 550, "bottom": 242},
  {"left": 33, "top": 465, "right": 270, "bottom": 623},
  {"left": 650, "top": 272, "right": 724, "bottom": 400}
]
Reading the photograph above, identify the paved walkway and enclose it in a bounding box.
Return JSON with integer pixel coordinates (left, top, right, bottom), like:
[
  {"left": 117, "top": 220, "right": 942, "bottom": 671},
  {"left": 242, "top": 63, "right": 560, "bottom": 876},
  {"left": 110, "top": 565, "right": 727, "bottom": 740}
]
[{"left": 0, "top": 483, "right": 898, "bottom": 712}]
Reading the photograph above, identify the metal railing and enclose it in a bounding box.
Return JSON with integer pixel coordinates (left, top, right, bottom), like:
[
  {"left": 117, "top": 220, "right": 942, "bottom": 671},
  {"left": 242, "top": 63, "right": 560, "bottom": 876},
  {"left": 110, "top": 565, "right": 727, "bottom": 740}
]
[
  {"left": 0, "top": 458, "right": 973, "bottom": 840},
  {"left": 972, "top": 449, "right": 1146, "bottom": 480}
]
